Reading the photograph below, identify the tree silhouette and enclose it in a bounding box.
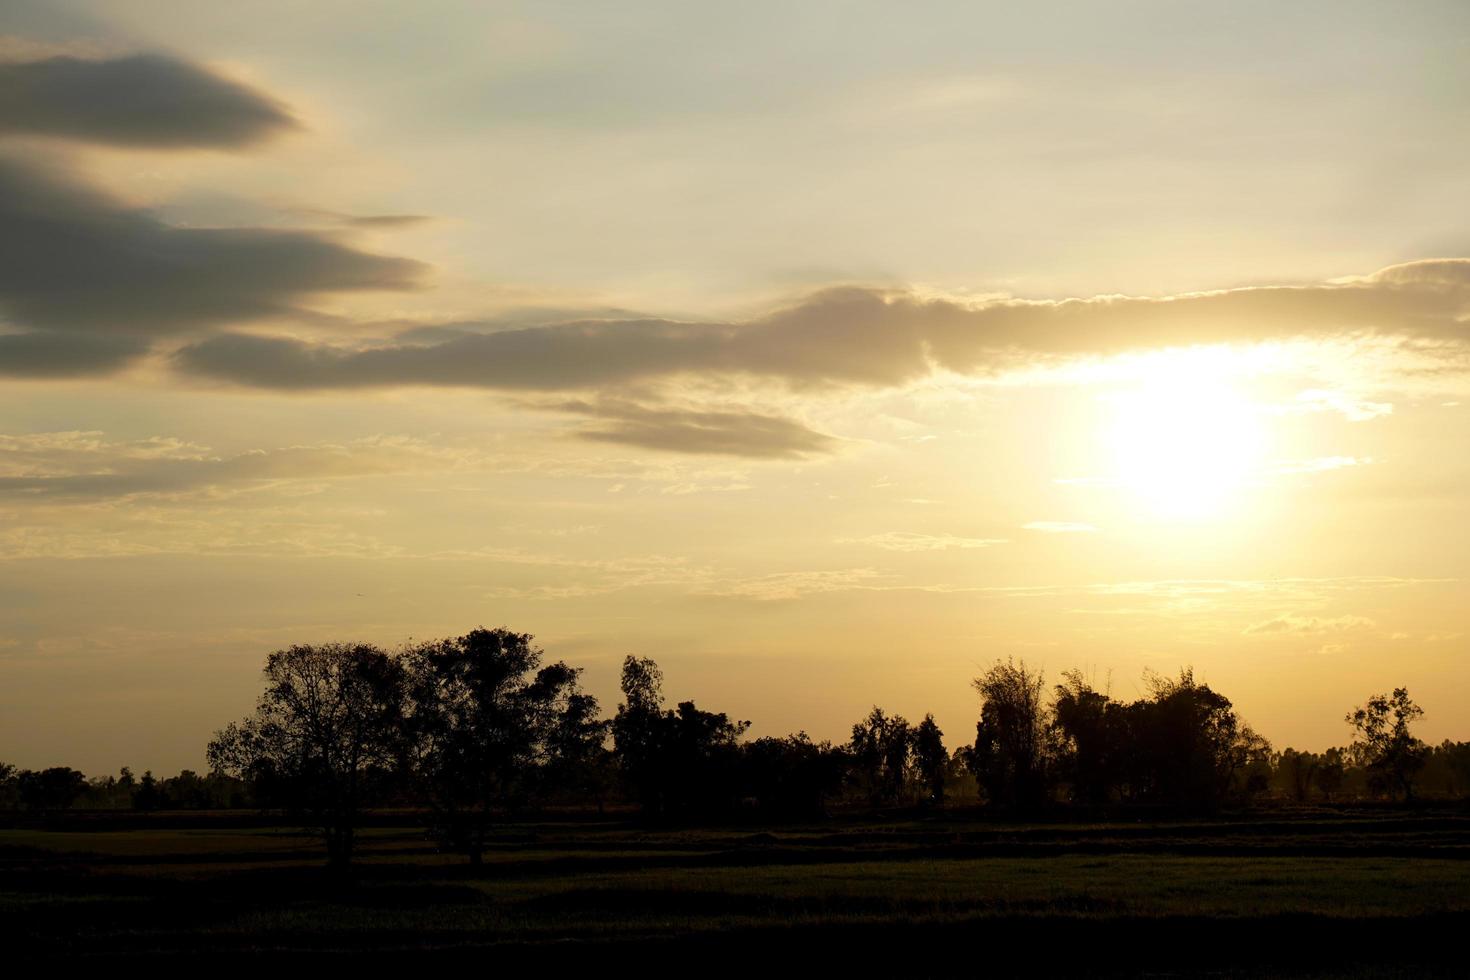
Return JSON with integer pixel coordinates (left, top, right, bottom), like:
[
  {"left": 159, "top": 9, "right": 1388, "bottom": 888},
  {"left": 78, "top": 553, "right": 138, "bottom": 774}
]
[
  {"left": 1347, "top": 688, "right": 1427, "bottom": 802},
  {"left": 612, "top": 656, "right": 669, "bottom": 813},
  {"left": 542, "top": 688, "right": 614, "bottom": 813},
  {"left": 742, "top": 733, "right": 846, "bottom": 816},
  {"left": 404, "top": 627, "right": 594, "bottom": 863},
  {"left": 1126, "top": 668, "right": 1270, "bottom": 810},
  {"left": 971, "top": 659, "right": 1051, "bottom": 810},
  {"left": 611, "top": 656, "right": 750, "bottom": 816},
  {"left": 848, "top": 706, "right": 913, "bottom": 804},
  {"left": 1276, "top": 748, "right": 1321, "bottom": 802},
  {"left": 207, "top": 642, "right": 408, "bottom": 868},
  {"left": 912, "top": 714, "right": 947, "bottom": 804},
  {"left": 1051, "top": 669, "right": 1124, "bottom": 806},
  {"left": 17, "top": 767, "right": 86, "bottom": 811}
]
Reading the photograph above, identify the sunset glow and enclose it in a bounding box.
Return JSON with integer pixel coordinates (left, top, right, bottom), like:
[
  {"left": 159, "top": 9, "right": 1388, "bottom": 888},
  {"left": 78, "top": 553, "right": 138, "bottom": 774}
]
[
  {"left": 1104, "top": 356, "right": 1270, "bottom": 521},
  {"left": 0, "top": 1, "right": 1467, "bottom": 781}
]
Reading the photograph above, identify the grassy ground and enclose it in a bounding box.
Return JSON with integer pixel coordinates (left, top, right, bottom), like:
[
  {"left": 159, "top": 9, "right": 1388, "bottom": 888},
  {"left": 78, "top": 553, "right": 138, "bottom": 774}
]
[{"left": 5, "top": 806, "right": 1469, "bottom": 973}]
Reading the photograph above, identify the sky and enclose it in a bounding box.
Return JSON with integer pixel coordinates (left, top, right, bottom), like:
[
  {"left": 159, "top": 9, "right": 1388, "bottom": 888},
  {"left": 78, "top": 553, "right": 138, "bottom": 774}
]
[{"left": 2, "top": 1, "right": 1468, "bottom": 774}]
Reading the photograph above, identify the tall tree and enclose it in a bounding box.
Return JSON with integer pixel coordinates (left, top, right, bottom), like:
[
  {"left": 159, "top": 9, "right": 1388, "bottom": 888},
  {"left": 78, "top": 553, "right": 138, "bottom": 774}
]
[
  {"left": 912, "top": 714, "right": 948, "bottom": 804},
  {"left": 1126, "top": 668, "right": 1270, "bottom": 809},
  {"left": 611, "top": 656, "right": 750, "bottom": 816},
  {"left": 1346, "top": 688, "right": 1427, "bottom": 802},
  {"left": 612, "top": 656, "right": 670, "bottom": 813},
  {"left": 848, "top": 706, "right": 913, "bottom": 805},
  {"left": 404, "top": 627, "right": 592, "bottom": 863},
  {"left": 1051, "top": 670, "right": 1124, "bottom": 806},
  {"left": 971, "top": 659, "right": 1051, "bottom": 810},
  {"left": 207, "top": 642, "right": 408, "bottom": 869},
  {"left": 742, "top": 733, "right": 846, "bottom": 816}
]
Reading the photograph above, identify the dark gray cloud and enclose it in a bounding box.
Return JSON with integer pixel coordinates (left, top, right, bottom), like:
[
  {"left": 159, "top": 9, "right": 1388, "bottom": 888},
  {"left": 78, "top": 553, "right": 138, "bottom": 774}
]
[
  {"left": 0, "top": 158, "right": 427, "bottom": 333},
  {"left": 174, "top": 260, "right": 1470, "bottom": 392},
  {"left": 289, "top": 208, "right": 434, "bottom": 229},
  {"left": 345, "top": 214, "right": 432, "bottom": 229},
  {"left": 0, "top": 156, "right": 427, "bottom": 377},
  {"left": 0, "top": 331, "right": 145, "bottom": 377},
  {"left": 0, "top": 53, "right": 296, "bottom": 148},
  {"left": 558, "top": 400, "right": 837, "bottom": 458},
  {"left": 0, "top": 438, "right": 461, "bottom": 500}
]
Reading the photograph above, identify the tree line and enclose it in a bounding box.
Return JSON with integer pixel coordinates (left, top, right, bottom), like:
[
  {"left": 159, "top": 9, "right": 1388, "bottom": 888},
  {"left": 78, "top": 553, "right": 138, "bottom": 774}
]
[{"left": 4, "top": 628, "right": 1467, "bottom": 867}]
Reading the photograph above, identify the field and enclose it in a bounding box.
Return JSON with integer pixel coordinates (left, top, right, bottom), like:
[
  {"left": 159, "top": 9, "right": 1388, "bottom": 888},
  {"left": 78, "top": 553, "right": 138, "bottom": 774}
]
[{"left": 6, "top": 806, "right": 1470, "bottom": 974}]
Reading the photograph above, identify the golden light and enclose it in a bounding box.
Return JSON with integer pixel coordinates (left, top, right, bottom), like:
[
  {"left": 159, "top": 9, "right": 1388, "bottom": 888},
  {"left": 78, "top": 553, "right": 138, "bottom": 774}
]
[{"left": 1102, "top": 350, "right": 1270, "bottom": 521}]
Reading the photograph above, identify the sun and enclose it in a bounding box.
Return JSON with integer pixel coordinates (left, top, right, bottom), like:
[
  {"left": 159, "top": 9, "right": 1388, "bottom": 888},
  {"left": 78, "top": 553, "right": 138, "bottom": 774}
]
[{"left": 1102, "top": 351, "right": 1270, "bottom": 521}]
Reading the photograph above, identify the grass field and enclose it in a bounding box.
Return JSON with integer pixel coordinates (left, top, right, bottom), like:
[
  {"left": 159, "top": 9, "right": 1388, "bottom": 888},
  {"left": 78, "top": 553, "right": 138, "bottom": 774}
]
[{"left": 6, "top": 806, "right": 1469, "bottom": 973}]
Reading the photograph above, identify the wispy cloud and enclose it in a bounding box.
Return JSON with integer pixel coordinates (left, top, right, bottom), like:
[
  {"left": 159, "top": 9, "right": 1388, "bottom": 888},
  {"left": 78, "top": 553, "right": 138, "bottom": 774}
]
[
  {"left": 839, "top": 532, "right": 1008, "bottom": 551},
  {"left": 1243, "top": 614, "right": 1377, "bottom": 635}
]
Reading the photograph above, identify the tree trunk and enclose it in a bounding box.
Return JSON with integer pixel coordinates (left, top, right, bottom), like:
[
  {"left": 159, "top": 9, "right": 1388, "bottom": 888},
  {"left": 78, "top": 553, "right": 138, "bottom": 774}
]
[{"left": 326, "top": 824, "right": 354, "bottom": 870}]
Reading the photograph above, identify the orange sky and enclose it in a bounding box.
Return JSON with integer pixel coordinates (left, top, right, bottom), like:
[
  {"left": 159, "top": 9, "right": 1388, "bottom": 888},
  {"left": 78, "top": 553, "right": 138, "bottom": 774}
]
[{"left": 2, "top": 1, "right": 1468, "bottom": 773}]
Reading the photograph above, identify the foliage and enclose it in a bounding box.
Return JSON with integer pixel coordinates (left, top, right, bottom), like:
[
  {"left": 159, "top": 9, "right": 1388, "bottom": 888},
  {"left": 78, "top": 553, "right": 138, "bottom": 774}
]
[
  {"left": 971, "top": 659, "right": 1051, "bottom": 810},
  {"left": 1125, "top": 668, "right": 1272, "bottom": 810},
  {"left": 911, "top": 714, "right": 948, "bottom": 803},
  {"left": 610, "top": 655, "right": 750, "bottom": 816},
  {"left": 741, "top": 733, "right": 847, "bottom": 815},
  {"left": 1051, "top": 669, "right": 1125, "bottom": 806},
  {"left": 848, "top": 706, "right": 913, "bottom": 804},
  {"left": 207, "top": 642, "right": 409, "bottom": 867},
  {"left": 403, "top": 628, "right": 596, "bottom": 863},
  {"left": 1346, "top": 688, "right": 1428, "bottom": 801},
  {"left": 16, "top": 767, "right": 87, "bottom": 811}
]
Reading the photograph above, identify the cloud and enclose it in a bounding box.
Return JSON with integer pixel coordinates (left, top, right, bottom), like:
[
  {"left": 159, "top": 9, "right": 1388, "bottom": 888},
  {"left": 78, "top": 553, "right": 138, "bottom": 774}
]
[
  {"left": 0, "top": 330, "right": 146, "bottom": 377},
  {"left": 840, "top": 531, "right": 1008, "bottom": 551},
  {"left": 1243, "top": 614, "right": 1377, "bottom": 635},
  {"left": 560, "top": 400, "right": 837, "bottom": 459},
  {"left": 1292, "top": 389, "right": 1393, "bottom": 422},
  {"left": 0, "top": 432, "right": 475, "bottom": 500},
  {"left": 290, "top": 208, "right": 434, "bottom": 229},
  {"left": 0, "top": 157, "right": 427, "bottom": 375},
  {"left": 1274, "top": 456, "right": 1371, "bottom": 475},
  {"left": 1023, "top": 521, "right": 1099, "bottom": 533},
  {"left": 697, "top": 568, "right": 885, "bottom": 601},
  {"left": 172, "top": 260, "right": 1470, "bottom": 392},
  {"left": 0, "top": 53, "right": 296, "bottom": 148}
]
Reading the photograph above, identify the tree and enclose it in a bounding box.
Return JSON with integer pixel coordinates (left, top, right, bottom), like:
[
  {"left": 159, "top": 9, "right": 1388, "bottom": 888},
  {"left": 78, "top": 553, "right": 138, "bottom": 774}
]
[
  {"left": 912, "top": 714, "right": 947, "bottom": 804},
  {"left": 207, "top": 642, "right": 408, "bottom": 869},
  {"left": 611, "top": 656, "right": 751, "bottom": 816},
  {"left": 971, "top": 659, "right": 1051, "bottom": 810},
  {"left": 1346, "top": 688, "right": 1427, "bottom": 802},
  {"left": 403, "top": 627, "right": 593, "bottom": 863},
  {"left": 742, "top": 733, "right": 846, "bottom": 816},
  {"left": 1276, "top": 748, "right": 1320, "bottom": 802},
  {"left": 133, "top": 770, "right": 161, "bottom": 811},
  {"left": 1315, "top": 747, "right": 1346, "bottom": 801},
  {"left": 1051, "top": 670, "right": 1124, "bottom": 806},
  {"left": 17, "top": 767, "right": 87, "bottom": 811},
  {"left": 1126, "top": 668, "right": 1270, "bottom": 810},
  {"left": 0, "top": 763, "right": 17, "bottom": 809},
  {"left": 542, "top": 689, "right": 614, "bottom": 813},
  {"left": 848, "top": 706, "right": 913, "bottom": 805},
  {"left": 612, "top": 656, "right": 669, "bottom": 812}
]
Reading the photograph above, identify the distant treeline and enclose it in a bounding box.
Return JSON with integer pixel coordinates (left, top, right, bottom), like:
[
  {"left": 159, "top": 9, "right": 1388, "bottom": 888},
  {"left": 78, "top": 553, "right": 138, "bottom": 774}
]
[{"left": 4, "top": 628, "right": 1467, "bottom": 865}]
